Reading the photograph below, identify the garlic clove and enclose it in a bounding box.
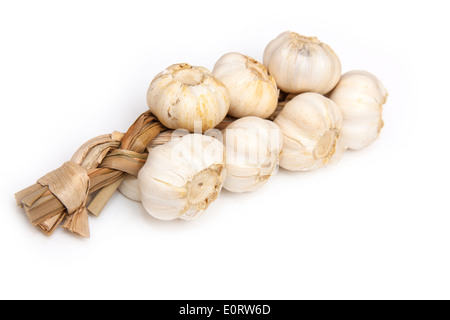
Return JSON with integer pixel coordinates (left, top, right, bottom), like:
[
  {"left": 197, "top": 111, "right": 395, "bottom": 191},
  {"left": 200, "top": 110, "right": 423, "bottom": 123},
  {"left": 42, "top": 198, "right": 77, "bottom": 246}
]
[
  {"left": 212, "top": 52, "right": 279, "bottom": 119},
  {"left": 222, "top": 116, "right": 283, "bottom": 193},
  {"left": 138, "top": 134, "right": 226, "bottom": 221},
  {"left": 274, "top": 93, "right": 343, "bottom": 171},
  {"left": 147, "top": 63, "right": 230, "bottom": 132},
  {"left": 263, "top": 31, "right": 341, "bottom": 95},
  {"left": 328, "top": 70, "right": 388, "bottom": 150}
]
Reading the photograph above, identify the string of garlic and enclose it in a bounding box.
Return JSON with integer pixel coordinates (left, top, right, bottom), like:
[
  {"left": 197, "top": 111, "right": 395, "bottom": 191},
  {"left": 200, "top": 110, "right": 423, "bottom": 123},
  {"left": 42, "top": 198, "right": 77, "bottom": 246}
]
[{"left": 129, "top": 31, "right": 388, "bottom": 221}]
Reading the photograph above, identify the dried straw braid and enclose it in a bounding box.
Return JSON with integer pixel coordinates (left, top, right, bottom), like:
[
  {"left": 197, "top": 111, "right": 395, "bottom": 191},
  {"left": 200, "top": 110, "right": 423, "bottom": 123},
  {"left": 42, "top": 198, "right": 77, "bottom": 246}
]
[{"left": 15, "top": 111, "right": 165, "bottom": 238}]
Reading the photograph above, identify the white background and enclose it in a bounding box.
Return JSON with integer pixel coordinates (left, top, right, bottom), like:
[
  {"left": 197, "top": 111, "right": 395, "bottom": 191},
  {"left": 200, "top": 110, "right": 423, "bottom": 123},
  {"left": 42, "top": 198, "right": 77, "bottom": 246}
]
[{"left": 1, "top": 0, "right": 449, "bottom": 300}]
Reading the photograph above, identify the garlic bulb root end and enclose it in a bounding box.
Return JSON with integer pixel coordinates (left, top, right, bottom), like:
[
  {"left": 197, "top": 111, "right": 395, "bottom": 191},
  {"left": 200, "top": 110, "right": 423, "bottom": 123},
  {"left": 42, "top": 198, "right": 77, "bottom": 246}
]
[
  {"left": 186, "top": 164, "right": 225, "bottom": 211},
  {"left": 313, "top": 129, "right": 339, "bottom": 162}
]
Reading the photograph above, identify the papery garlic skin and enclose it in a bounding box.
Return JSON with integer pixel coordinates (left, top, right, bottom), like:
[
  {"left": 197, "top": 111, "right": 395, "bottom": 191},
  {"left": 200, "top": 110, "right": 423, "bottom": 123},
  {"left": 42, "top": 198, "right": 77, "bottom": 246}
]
[
  {"left": 147, "top": 63, "right": 230, "bottom": 132},
  {"left": 212, "top": 53, "right": 278, "bottom": 119},
  {"left": 138, "top": 134, "right": 226, "bottom": 221},
  {"left": 263, "top": 31, "right": 341, "bottom": 95},
  {"left": 274, "top": 93, "right": 344, "bottom": 171},
  {"left": 328, "top": 70, "right": 388, "bottom": 150},
  {"left": 223, "top": 117, "right": 283, "bottom": 193},
  {"left": 119, "top": 174, "right": 142, "bottom": 202}
]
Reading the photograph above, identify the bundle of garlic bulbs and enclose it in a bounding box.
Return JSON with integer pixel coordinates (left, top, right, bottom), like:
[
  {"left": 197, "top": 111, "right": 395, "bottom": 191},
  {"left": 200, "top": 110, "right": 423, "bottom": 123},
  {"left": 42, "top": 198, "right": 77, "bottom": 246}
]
[
  {"left": 16, "top": 30, "right": 388, "bottom": 237},
  {"left": 127, "top": 30, "right": 388, "bottom": 221}
]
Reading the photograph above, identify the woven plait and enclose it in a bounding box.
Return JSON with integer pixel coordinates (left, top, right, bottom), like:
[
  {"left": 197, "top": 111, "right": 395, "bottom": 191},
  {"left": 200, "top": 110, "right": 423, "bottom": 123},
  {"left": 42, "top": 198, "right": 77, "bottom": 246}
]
[{"left": 37, "top": 161, "right": 89, "bottom": 215}]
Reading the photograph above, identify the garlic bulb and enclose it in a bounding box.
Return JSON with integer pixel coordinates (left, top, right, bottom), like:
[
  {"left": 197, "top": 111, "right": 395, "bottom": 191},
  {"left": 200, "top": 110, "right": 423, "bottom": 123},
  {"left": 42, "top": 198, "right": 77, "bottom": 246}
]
[
  {"left": 212, "top": 53, "right": 278, "bottom": 118},
  {"left": 138, "top": 134, "right": 226, "bottom": 221},
  {"left": 147, "top": 63, "right": 230, "bottom": 132},
  {"left": 328, "top": 70, "right": 388, "bottom": 150},
  {"left": 223, "top": 117, "right": 283, "bottom": 193},
  {"left": 119, "top": 174, "right": 142, "bottom": 202},
  {"left": 274, "top": 93, "right": 344, "bottom": 171},
  {"left": 263, "top": 31, "right": 341, "bottom": 95}
]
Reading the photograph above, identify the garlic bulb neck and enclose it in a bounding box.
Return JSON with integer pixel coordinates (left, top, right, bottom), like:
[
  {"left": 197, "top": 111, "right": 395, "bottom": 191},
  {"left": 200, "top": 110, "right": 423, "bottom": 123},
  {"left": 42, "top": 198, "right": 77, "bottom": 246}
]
[
  {"left": 173, "top": 65, "right": 205, "bottom": 85},
  {"left": 290, "top": 33, "right": 321, "bottom": 46},
  {"left": 245, "top": 57, "right": 267, "bottom": 80}
]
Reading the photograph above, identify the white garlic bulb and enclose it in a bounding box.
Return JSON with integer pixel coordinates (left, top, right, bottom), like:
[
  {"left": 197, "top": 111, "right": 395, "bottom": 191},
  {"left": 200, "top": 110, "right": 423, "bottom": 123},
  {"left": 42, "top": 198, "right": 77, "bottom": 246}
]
[
  {"left": 328, "top": 70, "right": 388, "bottom": 150},
  {"left": 274, "top": 93, "right": 344, "bottom": 171},
  {"left": 223, "top": 117, "right": 283, "bottom": 193},
  {"left": 119, "top": 174, "right": 142, "bottom": 202},
  {"left": 263, "top": 31, "right": 341, "bottom": 95},
  {"left": 138, "top": 134, "right": 226, "bottom": 221},
  {"left": 212, "top": 52, "right": 278, "bottom": 119},
  {"left": 147, "top": 63, "right": 230, "bottom": 132}
]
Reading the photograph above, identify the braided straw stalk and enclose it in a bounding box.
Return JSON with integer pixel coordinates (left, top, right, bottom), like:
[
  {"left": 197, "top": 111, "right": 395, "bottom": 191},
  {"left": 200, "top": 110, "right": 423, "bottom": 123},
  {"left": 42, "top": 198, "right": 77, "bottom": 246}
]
[{"left": 15, "top": 111, "right": 165, "bottom": 238}]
